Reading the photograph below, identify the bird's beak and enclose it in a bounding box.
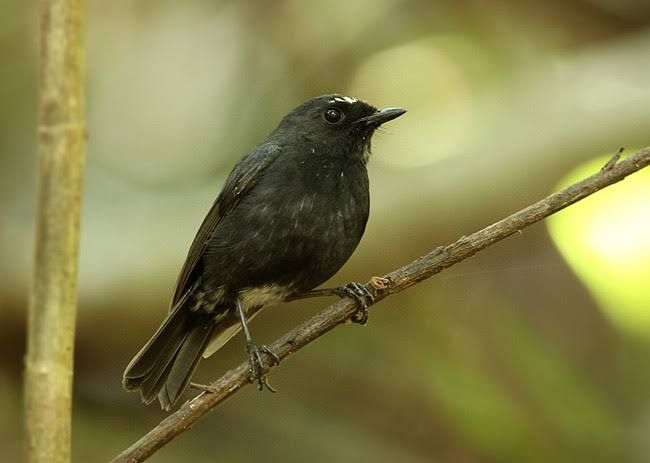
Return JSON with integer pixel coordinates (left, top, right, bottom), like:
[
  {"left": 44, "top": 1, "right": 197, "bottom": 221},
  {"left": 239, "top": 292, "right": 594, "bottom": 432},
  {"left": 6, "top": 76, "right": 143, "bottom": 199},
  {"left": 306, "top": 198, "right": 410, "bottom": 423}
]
[{"left": 356, "top": 107, "right": 407, "bottom": 126}]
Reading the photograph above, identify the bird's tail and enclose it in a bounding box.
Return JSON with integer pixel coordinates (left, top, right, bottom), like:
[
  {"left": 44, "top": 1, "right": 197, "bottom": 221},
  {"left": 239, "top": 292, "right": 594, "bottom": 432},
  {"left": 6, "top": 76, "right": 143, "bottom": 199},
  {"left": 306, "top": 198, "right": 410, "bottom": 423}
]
[{"left": 122, "top": 302, "right": 217, "bottom": 410}]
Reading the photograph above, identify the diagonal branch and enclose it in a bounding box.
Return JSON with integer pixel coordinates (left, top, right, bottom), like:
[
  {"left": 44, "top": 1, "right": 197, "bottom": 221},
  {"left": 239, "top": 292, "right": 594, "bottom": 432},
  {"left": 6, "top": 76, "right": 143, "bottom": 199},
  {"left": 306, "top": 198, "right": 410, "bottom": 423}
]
[{"left": 112, "top": 147, "right": 650, "bottom": 463}]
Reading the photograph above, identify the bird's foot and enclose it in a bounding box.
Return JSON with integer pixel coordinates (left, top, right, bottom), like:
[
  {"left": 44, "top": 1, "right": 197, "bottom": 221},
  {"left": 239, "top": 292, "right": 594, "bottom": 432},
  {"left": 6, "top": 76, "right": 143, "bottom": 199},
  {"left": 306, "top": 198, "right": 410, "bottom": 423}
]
[
  {"left": 246, "top": 341, "right": 278, "bottom": 392},
  {"left": 333, "top": 282, "right": 374, "bottom": 325}
]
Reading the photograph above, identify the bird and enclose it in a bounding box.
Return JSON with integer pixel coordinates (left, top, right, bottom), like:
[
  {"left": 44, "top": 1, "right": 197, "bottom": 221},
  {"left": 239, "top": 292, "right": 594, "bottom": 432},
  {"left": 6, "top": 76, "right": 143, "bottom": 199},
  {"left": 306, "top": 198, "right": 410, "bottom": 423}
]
[{"left": 123, "top": 94, "right": 406, "bottom": 410}]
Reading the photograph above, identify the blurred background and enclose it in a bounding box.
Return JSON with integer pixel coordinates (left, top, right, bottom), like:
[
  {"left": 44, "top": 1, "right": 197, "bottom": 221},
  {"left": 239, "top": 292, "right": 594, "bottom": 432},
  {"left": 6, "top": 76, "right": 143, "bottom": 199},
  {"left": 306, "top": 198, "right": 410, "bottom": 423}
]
[{"left": 2, "top": 0, "right": 650, "bottom": 461}]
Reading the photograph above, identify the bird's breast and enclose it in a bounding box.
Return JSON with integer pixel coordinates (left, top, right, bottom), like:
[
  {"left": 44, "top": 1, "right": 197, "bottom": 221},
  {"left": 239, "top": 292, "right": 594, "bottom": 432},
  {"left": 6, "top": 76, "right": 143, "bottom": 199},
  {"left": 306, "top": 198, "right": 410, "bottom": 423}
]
[{"left": 205, "top": 156, "right": 370, "bottom": 293}]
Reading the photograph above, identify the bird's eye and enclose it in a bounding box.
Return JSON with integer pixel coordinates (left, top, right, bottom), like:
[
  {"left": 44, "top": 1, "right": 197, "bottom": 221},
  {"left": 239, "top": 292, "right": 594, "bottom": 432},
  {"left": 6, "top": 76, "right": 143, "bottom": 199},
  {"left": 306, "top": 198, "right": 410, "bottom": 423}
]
[{"left": 323, "top": 107, "right": 343, "bottom": 124}]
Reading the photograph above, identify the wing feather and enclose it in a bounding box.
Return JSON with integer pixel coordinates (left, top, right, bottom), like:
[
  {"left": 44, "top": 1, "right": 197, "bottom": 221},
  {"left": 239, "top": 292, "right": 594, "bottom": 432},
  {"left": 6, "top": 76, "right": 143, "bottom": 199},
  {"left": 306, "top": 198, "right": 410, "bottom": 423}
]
[{"left": 170, "top": 144, "right": 281, "bottom": 307}]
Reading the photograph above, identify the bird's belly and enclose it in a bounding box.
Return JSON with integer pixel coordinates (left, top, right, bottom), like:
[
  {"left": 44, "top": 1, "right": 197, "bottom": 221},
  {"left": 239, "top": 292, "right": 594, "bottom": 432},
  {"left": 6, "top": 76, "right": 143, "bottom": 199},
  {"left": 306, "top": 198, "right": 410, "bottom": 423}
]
[
  {"left": 207, "top": 184, "right": 369, "bottom": 294},
  {"left": 239, "top": 283, "right": 291, "bottom": 311}
]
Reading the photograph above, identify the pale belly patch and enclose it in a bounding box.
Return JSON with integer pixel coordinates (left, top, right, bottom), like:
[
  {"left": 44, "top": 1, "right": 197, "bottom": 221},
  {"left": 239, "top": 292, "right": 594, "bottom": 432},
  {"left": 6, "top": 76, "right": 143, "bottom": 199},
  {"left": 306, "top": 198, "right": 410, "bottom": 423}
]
[
  {"left": 238, "top": 283, "right": 291, "bottom": 312},
  {"left": 202, "top": 284, "right": 290, "bottom": 358}
]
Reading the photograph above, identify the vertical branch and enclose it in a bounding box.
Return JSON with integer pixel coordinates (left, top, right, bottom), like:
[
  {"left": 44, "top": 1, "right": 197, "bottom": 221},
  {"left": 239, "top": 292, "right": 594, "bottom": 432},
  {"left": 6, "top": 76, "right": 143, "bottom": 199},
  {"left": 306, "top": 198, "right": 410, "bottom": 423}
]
[{"left": 24, "top": 1, "right": 85, "bottom": 462}]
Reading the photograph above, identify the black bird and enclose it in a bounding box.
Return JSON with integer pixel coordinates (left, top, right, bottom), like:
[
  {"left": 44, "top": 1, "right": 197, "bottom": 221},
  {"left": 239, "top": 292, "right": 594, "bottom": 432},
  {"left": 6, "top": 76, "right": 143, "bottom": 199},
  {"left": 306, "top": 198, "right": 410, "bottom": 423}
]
[{"left": 123, "top": 94, "right": 406, "bottom": 409}]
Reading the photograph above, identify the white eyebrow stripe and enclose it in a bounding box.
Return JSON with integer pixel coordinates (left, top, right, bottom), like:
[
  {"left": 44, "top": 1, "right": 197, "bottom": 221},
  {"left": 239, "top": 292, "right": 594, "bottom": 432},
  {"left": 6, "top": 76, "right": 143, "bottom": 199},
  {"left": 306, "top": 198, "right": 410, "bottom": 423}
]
[{"left": 330, "top": 96, "right": 358, "bottom": 104}]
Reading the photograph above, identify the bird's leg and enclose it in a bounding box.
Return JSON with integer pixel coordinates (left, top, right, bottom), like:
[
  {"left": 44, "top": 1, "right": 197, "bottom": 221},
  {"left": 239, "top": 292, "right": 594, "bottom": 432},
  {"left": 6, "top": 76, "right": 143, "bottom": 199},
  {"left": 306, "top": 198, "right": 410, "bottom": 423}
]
[
  {"left": 289, "top": 282, "right": 375, "bottom": 325},
  {"left": 235, "top": 298, "right": 278, "bottom": 392}
]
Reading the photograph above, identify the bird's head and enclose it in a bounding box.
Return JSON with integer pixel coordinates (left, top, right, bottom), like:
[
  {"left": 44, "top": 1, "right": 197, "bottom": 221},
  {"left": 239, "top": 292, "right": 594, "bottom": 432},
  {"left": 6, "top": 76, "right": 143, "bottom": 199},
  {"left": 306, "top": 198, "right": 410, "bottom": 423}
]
[{"left": 270, "top": 94, "right": 406, "bottom": 163}]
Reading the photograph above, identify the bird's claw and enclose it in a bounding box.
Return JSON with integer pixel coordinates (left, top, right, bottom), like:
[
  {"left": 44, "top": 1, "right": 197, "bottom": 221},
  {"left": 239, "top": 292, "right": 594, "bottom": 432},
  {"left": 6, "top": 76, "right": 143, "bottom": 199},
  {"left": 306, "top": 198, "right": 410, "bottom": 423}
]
[
  {"left": 246, "top": 341, "right": 278, "bottom": 392},
  {"left": 334, "top": 282, "right": 374, "bottom": 325}
]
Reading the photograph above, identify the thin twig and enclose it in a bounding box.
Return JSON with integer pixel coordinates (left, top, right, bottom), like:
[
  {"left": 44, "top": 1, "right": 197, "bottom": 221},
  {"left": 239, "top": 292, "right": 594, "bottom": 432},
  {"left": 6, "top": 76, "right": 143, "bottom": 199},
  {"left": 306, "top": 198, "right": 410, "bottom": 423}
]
[
  {"left": 23, "top": 1, "right": 86, "bottom": 462},
  {"left": 601, "top": 147, "right": 624, "bottom": 171},
  {"left": 112, "top": 147, "right": 650, "bottom": 463}
]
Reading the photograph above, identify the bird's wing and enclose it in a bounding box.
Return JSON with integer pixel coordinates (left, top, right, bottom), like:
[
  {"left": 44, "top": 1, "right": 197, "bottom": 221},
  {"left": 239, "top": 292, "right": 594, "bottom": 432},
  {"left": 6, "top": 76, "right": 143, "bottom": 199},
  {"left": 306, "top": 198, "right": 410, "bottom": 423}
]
[{"left": 170, "top": 143, "right": 282, "bottom": 307}]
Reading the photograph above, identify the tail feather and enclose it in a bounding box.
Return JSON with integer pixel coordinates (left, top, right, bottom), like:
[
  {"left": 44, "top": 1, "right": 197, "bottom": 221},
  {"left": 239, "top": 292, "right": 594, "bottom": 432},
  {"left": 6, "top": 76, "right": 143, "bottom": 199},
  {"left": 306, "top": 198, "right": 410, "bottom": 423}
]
[
  {"left": 123, "top": 297, "right": 190, "bottom": 386},
  {"left": 158, "top": 323, "right": 215, "bottom": 410},
  {"left": 123, "top": 297, "right": 258, "bottom": 409},
  {"left": 138, "top": 330, "right": 188, "bottom": 404},
  {"left": 123, "top": 300, "right": 216, "bottom": 409},
  {"left": 123, "top": 303, "right": 188, "bottom": 390}
]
